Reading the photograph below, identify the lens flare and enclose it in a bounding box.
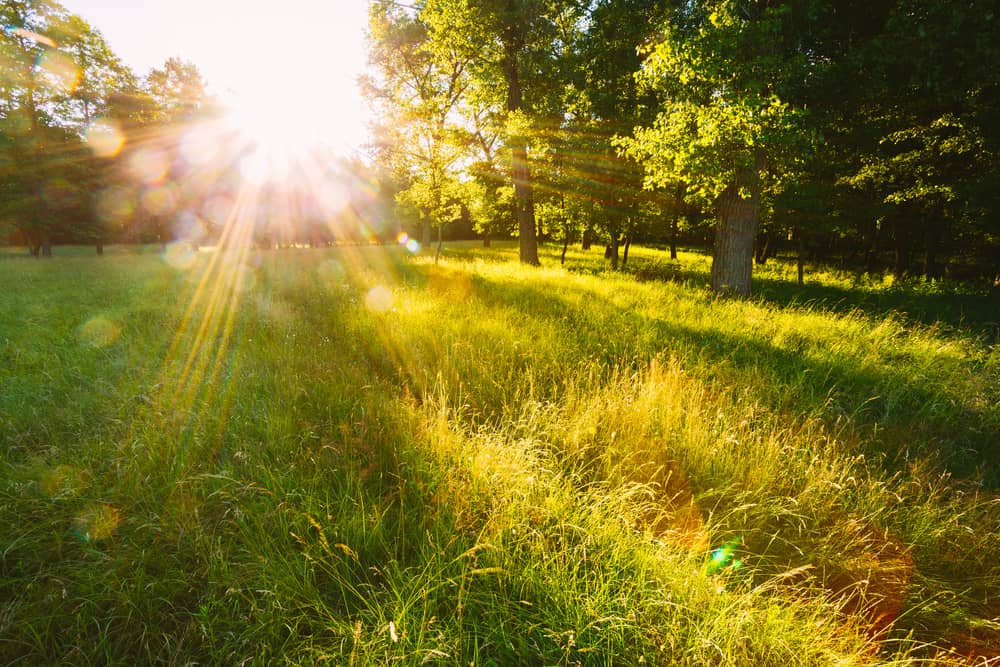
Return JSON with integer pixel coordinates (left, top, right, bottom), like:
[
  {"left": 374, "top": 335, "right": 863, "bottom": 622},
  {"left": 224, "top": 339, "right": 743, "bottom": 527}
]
[
  {"left": 96, "top": 185, "right": 136, "bottom": 225},
  {"left": 141, "top": 184, "right": 178, "bottom": 217},
  {"left": 38, "top": 464, "right": 88, "bottom": 497},
  {"left": 38, "top": 50, "right": 79, "bottom": 93},
  {"left": 239, "top": 150, "right": 272, "bottom": 185},
  {"left": 73, "top": 504, "right": 120, "bottom": 542},
  {"left": 318, "top": 259, "right": 346, "bottom": 285},
  {"left": 80, "top": 316, "right": 122, "bottom": 348},
  {"left": 706, "top": 537, "right": 743, "bottom": 574},
  {"left": 365, "top": 285, "right": 393, "bottom": 313},
  {"left": 85, "top": 119, "right": 125, "bottom": 158},
  {"left": 174, "top": 211, "right": 207, "bottom": 244},
  {"left": 5, "top": 26, "right": 57, "bottom": 48},
  {"left": 179, "top": 124, "right": 221, "bottom": 167},
  {"left": 164, "top": 241, "right": 198, "bottom": 270},
  {"left": 128, "top": 148, "right": 170, "bottom": 184}
]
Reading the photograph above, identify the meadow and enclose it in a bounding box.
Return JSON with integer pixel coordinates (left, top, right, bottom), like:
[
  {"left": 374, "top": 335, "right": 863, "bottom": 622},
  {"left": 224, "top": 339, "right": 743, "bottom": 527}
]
[{"left": 1, "top": 241, "right": 998, "bottom": 665}]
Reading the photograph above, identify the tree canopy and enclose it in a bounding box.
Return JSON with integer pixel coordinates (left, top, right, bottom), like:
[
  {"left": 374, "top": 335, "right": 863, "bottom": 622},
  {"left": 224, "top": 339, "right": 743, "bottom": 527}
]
[{"left": 363, "top": 0, "right": 1000, "bottom": 292}]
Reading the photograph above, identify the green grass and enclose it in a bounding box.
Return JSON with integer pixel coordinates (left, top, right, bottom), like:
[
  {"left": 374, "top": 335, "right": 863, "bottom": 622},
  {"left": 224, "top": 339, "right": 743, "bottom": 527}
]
[{"left": 1, "top": 241, "right": 998, "bottom": 664}]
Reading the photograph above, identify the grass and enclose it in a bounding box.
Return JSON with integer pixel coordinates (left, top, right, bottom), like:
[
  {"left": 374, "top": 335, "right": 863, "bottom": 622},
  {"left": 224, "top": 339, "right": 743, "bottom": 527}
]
[{"left": 1, "top": 240, "right": 998, "bottom": 665}]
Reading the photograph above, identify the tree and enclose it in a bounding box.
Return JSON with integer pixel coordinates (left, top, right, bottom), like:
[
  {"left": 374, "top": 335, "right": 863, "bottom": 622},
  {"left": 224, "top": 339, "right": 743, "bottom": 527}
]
[
  {"left": 833, "top": 0, "right": 1000, "bottom": 279},
  {"left": 145, "top": 57, "right": 207, "bottom": 123},
  {"left": 1, "top": 0, "right": 80, "bottom": 255},
  {"left": 621, "top": 1, "right": 819, "bottom": 296},
  {"left": 571, "top": 0, "right": 672, "bottom": 268},
  {"left": 421, "top": 0, "right": 586, "bottom": 266},
  {"left": 365, "top": 1, "right": 472, "bottom": 251},
  {"left": 0, "top": 2, "right": 151, "bottom": 255}
]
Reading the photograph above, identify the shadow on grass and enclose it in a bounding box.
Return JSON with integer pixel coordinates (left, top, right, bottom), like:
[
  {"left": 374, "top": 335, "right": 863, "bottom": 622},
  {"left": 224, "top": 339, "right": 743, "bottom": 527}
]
[
  {"left": 456, "top": 268, "right": 1000, "bottom": 489},
  {"left": 753, "top": 276, "right": 1000, "bottom": 345},
  {"left": 607, "top": 251, "right": 1000, "bottom": 344}
]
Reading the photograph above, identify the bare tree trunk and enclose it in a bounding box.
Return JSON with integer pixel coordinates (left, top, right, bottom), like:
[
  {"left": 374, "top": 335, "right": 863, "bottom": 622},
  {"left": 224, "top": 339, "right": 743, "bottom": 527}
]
[
  {"left": 755, "top": 232, "right": 773, "bottom": 265},
  {"left": 710, "top": 160, "right": 761, "bottom": 297},
  {"left": 606, "top": 231, "right": 620, "bottom": 271},
  {"left": 797, "top": 228, "right": 806, "bottom": 286},
  {"left": 892, "top": 216, "right": 911, "bottom": 278},
  {"left": 864, "top": 219, "right": 880, "bottom": 273},
  {"left": 435, "top": 224, "right": 443, "bottom": 264},
  {"left": 421, "top": 218, "right": 431, "bottom": 248},
  {"left": 621, "top": 235, "right": 632, "bottom": 269},
  {"left": 561, "top": 231, "right": 570, "bottom": 265},
  {"left": 670, "top": 217, "right": 679, "bottom": 260},
  {"left": 923, "top": 220, "right": 942, "bottom": 279},
  {"left": 502, "top": 19, "right": 539, "bottom": 266},
  {"left": 512, "top": 148, "right": 538, "bottom": 264}
]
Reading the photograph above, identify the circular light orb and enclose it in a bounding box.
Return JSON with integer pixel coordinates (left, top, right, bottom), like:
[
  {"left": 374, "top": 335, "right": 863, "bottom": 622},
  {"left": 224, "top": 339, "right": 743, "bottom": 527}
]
[
  {"left": 80, "top": 316, "right": 122, "bottom": 348},
  {"left": 163, "top": 241, "right": 197, "bottom": 270},
  {"left": 85, "top": 119, "right": 125, "bottom": 158},
  {"left": 73, "top": 504, "right": 120, "bottom": 542},
  {"left": 365, "top": 285, "right": 394, "bottom": 313}
]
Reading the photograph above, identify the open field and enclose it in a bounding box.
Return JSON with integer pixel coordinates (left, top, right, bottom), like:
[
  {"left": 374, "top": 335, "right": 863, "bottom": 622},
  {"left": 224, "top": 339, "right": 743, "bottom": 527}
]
[{"left": 1, "top": 242, "right": 998, "bottom": 664}]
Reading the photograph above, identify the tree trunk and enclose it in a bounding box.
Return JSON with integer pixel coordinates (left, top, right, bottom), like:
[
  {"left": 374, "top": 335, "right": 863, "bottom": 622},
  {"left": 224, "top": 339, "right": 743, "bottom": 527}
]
[
  {"left": 502, "top": 21, "right": 539, "bottom": 266},
  {"left": 561, "top": 231, "right": 570, "bottom": 265},
  {"left": 892, "top": 217, "right": 911, "bottom": 278},
  {"left": 96, "top": 242, "right": 104, "bottom": 256},
  {"left": 421, "top": 218, "right": 431, "bottom": 248},
  {"left": 621, "top": 235, "right": 632, "bottom": 269},
  {"left": 865, "top": 219, "right": 880, "bottom": 273},
  {"left": 483, "top": 230, "right": 491, "bottom": 247},
  {"left": 606, "top": 234, "right": 620, "bottom": 271},
  {"left": 435, "top": 224, "right": 443, "bottom": 264},
  {"left": 710, "top": 161, "right": 761, "bottom": 297},
  {"left": 797, "top": 229, "right": 806, "bottom": 287},
  {"left": 755, "top": 232, "right": 772, "bottom": 265},
  {"left": 582, "top": 228, "right": 592, "bottom": 250},
  {"left": 670, "top": 217, "right": 679, "bottom": 260},
  {"left": 923, "top": 220, "right": 942, "bottom": 279},
  {"left": 512, "top": 147, "right": 538, "bottom": 265},
  {"left": 25, "top": 230, "right": 40, "bottom": 257}
]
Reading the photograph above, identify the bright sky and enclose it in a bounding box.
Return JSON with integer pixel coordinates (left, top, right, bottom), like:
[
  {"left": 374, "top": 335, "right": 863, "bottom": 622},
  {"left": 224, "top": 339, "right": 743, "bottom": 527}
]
[{"left": 61, "top": 0, "right": 372, "bottom": 154}]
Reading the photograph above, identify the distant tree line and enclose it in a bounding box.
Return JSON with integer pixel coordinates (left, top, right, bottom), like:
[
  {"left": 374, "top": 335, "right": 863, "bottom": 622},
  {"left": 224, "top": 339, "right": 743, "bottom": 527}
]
[
  {"left": 365, "top": 0, "right": 1000, "bottom": 294},
  {"left": 3, "top": 1, "right": 998, "bottom": 295},
  {"left": 0, "top": 0, "right": 386, "bottom": 257}
]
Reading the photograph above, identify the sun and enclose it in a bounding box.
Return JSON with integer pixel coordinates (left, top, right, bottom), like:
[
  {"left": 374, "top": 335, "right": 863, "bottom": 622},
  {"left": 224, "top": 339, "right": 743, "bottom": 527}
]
[
  {"left": 211, "top": 10, "right": 369, "bottom": 163},
  {"left": 222, "top": 78, "right": 366, "bottom": 159}
]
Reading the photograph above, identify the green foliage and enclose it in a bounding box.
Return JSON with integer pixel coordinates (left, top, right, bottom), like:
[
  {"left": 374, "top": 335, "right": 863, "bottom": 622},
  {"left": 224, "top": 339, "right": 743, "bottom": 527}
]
[
  {"left": 145, "top": 57, "right": 207, "bottom": 123},
  {"left": 0, "top": 1, "right": 213, "bottom": 253},
  {"left": 365, "top": 1, "right": 473, "bottom": 242},
  {"left": 619, "top": 2, "right": 819, "bottom": 206}
]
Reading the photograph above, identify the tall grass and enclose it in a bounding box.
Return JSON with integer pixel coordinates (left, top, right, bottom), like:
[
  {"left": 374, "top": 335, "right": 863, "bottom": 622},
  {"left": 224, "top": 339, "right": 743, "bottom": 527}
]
[{"left": 1, "top": 242, "right": 997, "bottom": 664}]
